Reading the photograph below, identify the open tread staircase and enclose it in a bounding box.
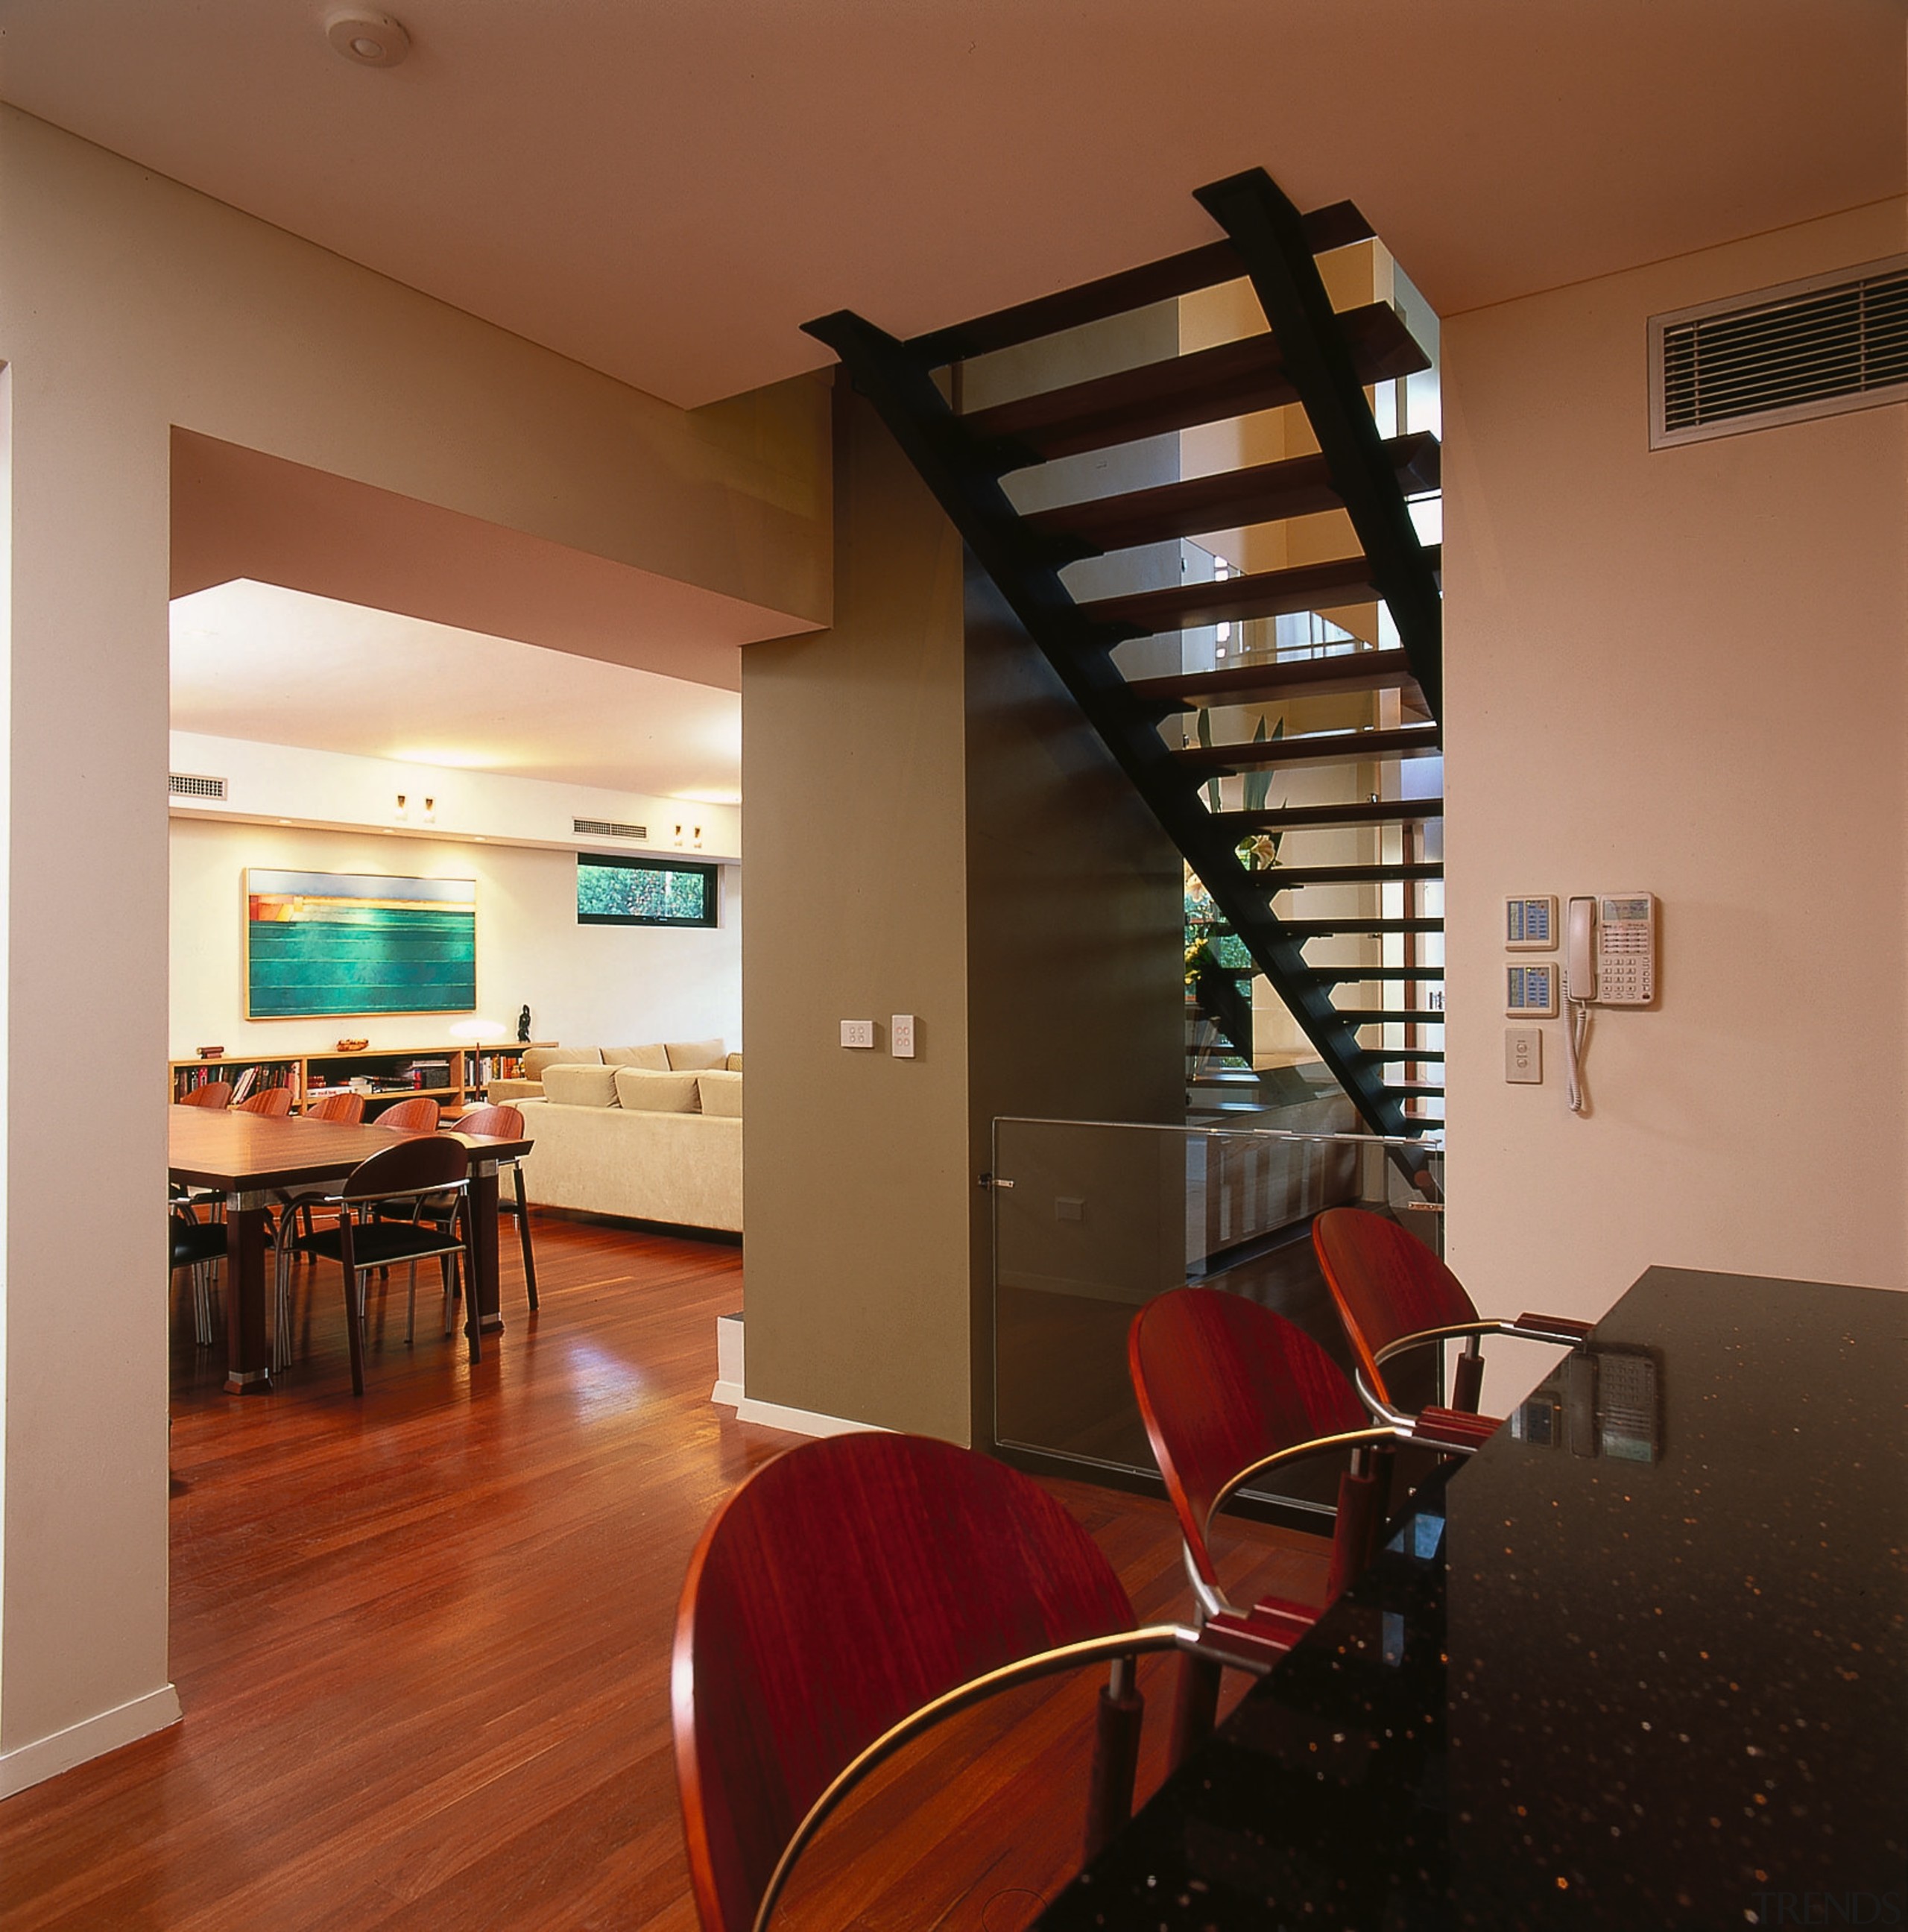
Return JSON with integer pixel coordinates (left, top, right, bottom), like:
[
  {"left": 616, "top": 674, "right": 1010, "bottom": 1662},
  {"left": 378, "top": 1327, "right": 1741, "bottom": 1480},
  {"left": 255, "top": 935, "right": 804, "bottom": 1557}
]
[{"left": 805, "top": 166, "right": 1444, "bottom": 1139}]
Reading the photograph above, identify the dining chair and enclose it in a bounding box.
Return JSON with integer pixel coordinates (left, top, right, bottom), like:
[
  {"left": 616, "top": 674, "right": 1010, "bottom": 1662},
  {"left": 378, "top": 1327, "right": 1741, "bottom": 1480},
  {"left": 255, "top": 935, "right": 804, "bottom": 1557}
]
[
  {"left": 374, "top": 1095, "right": 442, "bottom": 1133},
  {"left": 274, "top": 1137, "right": 477, "bottom": 1395},
  {"left": 171, "top": 1210, "right": 229, "bottom": 1347},
  {"left": 452, "top": 1103, "right": 537, "bottom": 1311},
  {"left": 1312, "top": 1207, "right": 1591, "bottom": 1427},
  {"left": 306, "top": 1091, "right": 367, "bottom": 1124},
  {"left": 674, "top": 1431, "right": 1189, "bottom": 1932},
  {"left": 236, "top": 1086, "right": 294, "bottom": 1117},
  {"left": 179, "top": 1081, "right": 233, "bottom": 1110}
]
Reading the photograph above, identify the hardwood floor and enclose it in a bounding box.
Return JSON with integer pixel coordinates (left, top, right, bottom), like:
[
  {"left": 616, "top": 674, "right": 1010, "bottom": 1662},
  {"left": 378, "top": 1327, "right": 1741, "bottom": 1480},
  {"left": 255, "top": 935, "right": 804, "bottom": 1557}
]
[{"left": 0, "top": 1214, "right": 1328, "bottom": 1931}]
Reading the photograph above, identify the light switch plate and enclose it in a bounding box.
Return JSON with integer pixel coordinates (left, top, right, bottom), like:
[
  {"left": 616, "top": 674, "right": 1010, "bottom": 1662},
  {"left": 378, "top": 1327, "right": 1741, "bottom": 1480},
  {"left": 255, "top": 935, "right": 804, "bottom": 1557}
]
[
  {"left": 840, "top": 1019, "right": 874, "bottom": 1049},
  {"left": 890, "top": 1014, "right": 916, "bottom": 1058},
  {"left": 1505, "top": 1027, "right": 1543, "bottom": 1084}
]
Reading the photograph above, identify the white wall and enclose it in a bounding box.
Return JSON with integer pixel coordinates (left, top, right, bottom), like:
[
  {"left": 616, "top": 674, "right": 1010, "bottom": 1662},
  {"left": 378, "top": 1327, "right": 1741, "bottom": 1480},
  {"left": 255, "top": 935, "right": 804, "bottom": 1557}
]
[
  {"left": 1443, "top": 199, "right": 1908, "bottom": 1404},
  {"left": 171, "top": 730, "right": 741, "bottom": 862},
  {"left": 171, "top": 817, "right": 739, "bottom": 1062},
  {"left": 0, "top": 105, "right": 821, "bottom": 1795}
]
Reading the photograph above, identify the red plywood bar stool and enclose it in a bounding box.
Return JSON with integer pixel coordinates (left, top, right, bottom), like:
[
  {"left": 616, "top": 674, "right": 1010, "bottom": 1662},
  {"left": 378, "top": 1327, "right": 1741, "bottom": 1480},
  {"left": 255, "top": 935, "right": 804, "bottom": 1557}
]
[
  {"left": 1312, "top": 1206, "right": 1591, "bottom": 1431},
  {"left": 673, "top": 1433, "right": 1198, "bottom": 1932}
]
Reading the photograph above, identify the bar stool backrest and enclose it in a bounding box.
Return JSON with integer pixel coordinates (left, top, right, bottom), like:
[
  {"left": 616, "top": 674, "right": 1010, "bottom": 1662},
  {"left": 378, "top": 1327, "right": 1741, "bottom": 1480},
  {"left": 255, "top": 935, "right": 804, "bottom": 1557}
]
[{"left": 1312, "top": 1207, "right": 1476, "bottom": 1407}]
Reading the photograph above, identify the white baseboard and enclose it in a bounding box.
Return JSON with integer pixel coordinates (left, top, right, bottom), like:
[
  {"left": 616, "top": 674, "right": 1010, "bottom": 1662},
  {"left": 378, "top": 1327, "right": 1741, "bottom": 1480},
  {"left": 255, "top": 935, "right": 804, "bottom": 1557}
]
[
  {"left": 710, "top": 1310, "right": 744, "bottom": 1408},
  {"left": 0, "top": 1682, "right": 182, "bottom": 1800},
  {"left": 732, "top": 1398, "right": 889, "bottom": 1439},
  {"left": 709, "top": 1310, "right": 886, "bottom": 1436}
]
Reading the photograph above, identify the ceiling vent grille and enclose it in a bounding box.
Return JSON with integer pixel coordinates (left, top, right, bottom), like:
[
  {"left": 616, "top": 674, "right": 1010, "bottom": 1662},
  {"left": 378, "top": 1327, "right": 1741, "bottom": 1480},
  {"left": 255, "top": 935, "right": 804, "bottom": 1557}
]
[
  {"left": 573, "top": 817, "right": 647, "bottom": 840},
  {"left": 1651, "top": 256, "right": 1908, "bottom": 448},
  {"left": 169, "top": 771, "right": 228, "bottom": 801}
]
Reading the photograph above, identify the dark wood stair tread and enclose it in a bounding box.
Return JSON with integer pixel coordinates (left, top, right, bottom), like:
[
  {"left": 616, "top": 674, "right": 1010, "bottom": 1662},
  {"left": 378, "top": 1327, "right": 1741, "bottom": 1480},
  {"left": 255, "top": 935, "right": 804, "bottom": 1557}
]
[
  {"left": 1345, "top": 1010, "right": 1448, "bottom": 1026},
  {"left": 1087, "top": 545, "right": 1439, "bottom": 640},
  {"left": 1127, "top": 647, "right": 1424, "bottom": 713},
  {"left": 1029, "top": 433, "right": 1439, "bottom": 556},
  {"left": 1297, "top": 965, "right": 1444, "bottom": 982},
  {"left": 963, "top": 303, "right": 1429, "bottom": 463},
  {"left": 1175, "top": 723, "right": 1441, "bottom": 771},
  {"left": 1213, "top": 798, "right": 1444, "bottom": 832},
  {"left": 1356, "top": 1048, "right": 1445, "bottom": 1064},
  {"left": 908, "top": 202, "right": 1373, "bottom": 367},
  {"left": 1252, "top": 862, "right": 1443, "bottom": 888},
  {"left": 1274, "top": 916, "right": 1444, "bottom": 936},
  {"left": 1383, "top": 1082, "right": 1446, "bottom": 1097}
]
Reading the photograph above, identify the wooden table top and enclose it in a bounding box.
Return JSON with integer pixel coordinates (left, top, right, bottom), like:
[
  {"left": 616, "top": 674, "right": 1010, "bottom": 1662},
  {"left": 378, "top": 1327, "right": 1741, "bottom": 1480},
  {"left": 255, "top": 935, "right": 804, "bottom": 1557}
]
[{"left": 168, "top": 1105, "right": 533, "bottom": 1191}]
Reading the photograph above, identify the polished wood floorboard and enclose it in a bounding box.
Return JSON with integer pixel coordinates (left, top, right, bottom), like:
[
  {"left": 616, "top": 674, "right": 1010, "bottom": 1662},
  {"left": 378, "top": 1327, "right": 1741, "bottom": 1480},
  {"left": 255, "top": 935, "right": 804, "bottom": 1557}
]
[{"left": 0, "top": 1215, "right": 1330, "bottom": 1931}]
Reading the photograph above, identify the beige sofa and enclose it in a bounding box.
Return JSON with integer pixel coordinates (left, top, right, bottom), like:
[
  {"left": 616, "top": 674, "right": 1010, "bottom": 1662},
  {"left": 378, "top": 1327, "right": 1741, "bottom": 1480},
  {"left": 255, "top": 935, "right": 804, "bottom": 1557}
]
[
  {"left": 488, "top": 1040, "right": 741, "bottom": 1105},
  {"left": 514, "top": 1061, "right": 742, "bottom": 1234}
]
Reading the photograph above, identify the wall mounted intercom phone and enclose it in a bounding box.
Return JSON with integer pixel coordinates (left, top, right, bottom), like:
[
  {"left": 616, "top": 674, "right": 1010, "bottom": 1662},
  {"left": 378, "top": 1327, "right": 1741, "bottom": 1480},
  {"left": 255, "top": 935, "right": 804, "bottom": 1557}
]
[{"left": 1562, "top": 892, "right": 1658, "bottom": 1114}]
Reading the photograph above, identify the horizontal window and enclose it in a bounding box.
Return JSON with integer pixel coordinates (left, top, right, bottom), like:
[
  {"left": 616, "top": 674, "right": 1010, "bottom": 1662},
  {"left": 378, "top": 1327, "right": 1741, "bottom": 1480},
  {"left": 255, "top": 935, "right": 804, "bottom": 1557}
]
[{"left": 577, "top": 853, "right": 718, "bottom": 928}]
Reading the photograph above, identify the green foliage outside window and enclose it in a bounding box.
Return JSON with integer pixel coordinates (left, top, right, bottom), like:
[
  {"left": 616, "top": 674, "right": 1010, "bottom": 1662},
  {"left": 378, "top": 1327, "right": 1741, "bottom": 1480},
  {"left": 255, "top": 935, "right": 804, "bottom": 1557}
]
[{"left": 577, "top": 856, "right": 716, "bottom": 927}]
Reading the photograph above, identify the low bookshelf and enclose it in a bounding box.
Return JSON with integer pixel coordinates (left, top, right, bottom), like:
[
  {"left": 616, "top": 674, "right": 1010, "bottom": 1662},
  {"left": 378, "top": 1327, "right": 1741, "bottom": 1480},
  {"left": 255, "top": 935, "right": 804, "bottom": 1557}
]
[{"left": 169, "top": 1044, "right": 546, "bottom": 1118}]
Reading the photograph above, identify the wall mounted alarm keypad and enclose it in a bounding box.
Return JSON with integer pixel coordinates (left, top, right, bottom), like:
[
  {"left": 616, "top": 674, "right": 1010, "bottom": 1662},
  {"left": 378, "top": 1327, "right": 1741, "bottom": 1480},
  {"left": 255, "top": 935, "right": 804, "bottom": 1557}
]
[
  {"left": 1506, "top": 895, "right": 1558, "bottom": 950},
  {"left": 1506, "top": 962, "right": 1559, "bottom": 1017}
]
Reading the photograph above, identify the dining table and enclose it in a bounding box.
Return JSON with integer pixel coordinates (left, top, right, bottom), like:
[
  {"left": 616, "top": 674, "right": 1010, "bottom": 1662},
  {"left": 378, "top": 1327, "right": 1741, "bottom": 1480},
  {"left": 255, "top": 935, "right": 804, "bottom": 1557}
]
[
  {"left": 168, "top": 1103, "right": 534, "bottom": 1394},
  {"left": 1034, "top": 1266, "right": 1907, "bottom": 1928}
]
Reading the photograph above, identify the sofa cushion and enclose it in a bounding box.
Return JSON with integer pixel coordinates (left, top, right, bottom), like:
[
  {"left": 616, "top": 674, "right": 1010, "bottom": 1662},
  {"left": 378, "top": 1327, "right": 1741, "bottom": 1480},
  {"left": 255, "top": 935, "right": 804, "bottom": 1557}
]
[
  {"left": 543, "top": 1063, "right": 621, "bottom": 1108},
  {"left": 665, "top": 1038, "right": 727, "bottom": 1072},
  {"left": 613, "top": 1067, "right": 702, "bottom": 1113},
  {"left": 522, "top": 1044, "right": 603, "bottom": 1081},
  {"left": 725, "top": 1052, "right": 744, "bottom": 1072},
  {"left": 697, "top": 1071, "right": 743, "bottom": 1118},
  {"left": 604, "top": 1044, "right": 670, "bottom": 1070}
]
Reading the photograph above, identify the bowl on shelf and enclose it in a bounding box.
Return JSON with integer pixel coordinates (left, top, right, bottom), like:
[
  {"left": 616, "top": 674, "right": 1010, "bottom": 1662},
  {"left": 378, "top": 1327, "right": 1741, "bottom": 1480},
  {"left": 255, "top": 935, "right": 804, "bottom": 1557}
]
[
  {"left": 197, "top": 1046, "right": 224, "bottom": 1059},
  {"left": 335, "top": 1038, "right": 369, "bottom": 1052}
]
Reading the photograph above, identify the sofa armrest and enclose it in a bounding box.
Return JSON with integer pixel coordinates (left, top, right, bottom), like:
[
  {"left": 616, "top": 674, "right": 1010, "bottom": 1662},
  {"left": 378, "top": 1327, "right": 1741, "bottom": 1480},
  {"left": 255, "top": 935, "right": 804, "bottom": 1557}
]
[{"left": 487, "top": 1077, "right": 544, "bottom": 1103}]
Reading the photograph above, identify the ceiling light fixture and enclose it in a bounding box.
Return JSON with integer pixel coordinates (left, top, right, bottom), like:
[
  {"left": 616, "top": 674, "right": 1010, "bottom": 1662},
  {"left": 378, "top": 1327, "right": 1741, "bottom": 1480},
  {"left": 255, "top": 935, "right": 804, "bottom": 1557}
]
[{"left": 326, "top": 9, "right": 411, "bottom": 68}]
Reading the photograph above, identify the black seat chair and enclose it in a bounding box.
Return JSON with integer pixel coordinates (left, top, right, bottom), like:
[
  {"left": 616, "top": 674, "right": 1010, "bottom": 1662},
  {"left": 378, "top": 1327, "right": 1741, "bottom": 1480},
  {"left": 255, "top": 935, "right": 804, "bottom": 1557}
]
[
  {"left": 277, "top": 1137, "right": 478, "bottom": 1394},
  {"left": 171, "top": 1211, "right": 229, "bottom": 1348}
]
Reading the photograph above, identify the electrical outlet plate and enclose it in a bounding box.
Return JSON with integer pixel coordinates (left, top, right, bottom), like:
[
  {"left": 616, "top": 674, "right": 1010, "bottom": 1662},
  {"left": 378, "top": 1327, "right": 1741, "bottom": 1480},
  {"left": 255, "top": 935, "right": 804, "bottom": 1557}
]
[
  {"left": 839, "top": 1019, "right": 874, "bottom": 1049},
  {"left": 890, "top": 1014, "right": 916, "bottom": 1058},
  {"left": 1505, "top": 1027, "right": 1543, "bottom": 1084}
]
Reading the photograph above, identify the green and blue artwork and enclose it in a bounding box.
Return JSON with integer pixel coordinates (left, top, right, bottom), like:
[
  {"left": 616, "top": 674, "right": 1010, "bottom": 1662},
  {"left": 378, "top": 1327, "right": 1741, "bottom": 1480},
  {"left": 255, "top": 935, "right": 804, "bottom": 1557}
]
[{"left": 245, "top": 870, "right": 476, "bottom": 1018}]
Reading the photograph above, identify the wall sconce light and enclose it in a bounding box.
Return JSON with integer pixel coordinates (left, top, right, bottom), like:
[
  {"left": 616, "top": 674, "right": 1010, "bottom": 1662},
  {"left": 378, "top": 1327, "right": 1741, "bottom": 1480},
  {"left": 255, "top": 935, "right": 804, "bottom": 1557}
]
[
  {"left": 396, "top": 792, "right": 408, "bottom": 821},
  {"left": 692, "top": 824, "right": 704, "bottom": 850},
  {"left": 423, "top": 796, "right": 436, "bottom": 824}
]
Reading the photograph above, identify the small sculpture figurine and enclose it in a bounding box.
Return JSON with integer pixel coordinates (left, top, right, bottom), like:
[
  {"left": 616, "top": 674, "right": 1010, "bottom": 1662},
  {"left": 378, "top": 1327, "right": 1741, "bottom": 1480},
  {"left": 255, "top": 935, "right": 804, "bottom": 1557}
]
[{"left": 517, "top": 1004, "right": 531, "bottom": 1044}]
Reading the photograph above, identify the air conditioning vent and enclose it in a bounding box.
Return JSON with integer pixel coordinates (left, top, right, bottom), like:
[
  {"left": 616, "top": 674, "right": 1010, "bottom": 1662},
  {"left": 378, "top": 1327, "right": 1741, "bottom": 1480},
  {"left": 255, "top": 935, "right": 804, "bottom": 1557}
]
[
  {"left": 1651, "top": 256, "right": 1908, "bottom": 447},
  {"left": 170, "top": 771, "right": 228, "bottom": 801},
  {"left": 573, "top": 817, "right": 647, "bottom": 840}
]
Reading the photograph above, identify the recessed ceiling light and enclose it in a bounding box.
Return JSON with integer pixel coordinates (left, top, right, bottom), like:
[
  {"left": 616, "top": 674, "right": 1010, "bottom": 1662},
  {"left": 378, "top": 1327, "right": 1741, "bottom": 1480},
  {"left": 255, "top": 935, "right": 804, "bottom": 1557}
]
[{"left": 326, "top": 10, "right": 411, "bottom": 68}]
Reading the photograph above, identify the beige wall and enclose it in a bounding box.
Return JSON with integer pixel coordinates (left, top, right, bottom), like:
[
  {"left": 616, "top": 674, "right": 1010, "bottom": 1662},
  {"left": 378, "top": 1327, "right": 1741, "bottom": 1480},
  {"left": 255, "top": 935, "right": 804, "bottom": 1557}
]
[
  {"left": 0, "top": 106, "right": 825, "bottom": 1793},
  {"left": 1442, "top": 199, "right": 1908, "bottom": 1403}
]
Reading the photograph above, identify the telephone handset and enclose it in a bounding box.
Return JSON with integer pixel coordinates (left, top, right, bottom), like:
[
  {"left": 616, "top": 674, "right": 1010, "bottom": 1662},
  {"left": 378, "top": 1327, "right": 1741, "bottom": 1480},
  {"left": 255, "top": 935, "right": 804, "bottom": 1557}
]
[
  {"left": 1565, "top": 894, "right": 1656, "bottom": 1007},
  {"left": 1564, "top": 893, "right": 1657, "bottom": 1114}
]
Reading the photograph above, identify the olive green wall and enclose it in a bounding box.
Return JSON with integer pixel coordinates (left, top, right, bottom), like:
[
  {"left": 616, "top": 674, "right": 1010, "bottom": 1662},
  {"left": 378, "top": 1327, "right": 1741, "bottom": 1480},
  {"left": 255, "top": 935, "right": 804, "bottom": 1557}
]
[{"left": 742, "top": 384, "right": 1182, "bottom": 1442}]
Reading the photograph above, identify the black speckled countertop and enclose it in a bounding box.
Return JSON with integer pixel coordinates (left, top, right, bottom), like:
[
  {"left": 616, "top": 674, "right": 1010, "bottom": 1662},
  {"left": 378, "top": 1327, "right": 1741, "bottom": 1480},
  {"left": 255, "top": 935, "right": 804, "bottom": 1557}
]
[{"left": 1036, "top": 1267, "right": 1907, "bottom": 1930}]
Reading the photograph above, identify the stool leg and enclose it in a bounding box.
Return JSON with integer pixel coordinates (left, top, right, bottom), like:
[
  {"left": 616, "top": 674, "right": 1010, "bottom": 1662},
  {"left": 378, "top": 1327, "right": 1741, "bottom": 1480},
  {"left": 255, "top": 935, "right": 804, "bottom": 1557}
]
[
  {"left": 1085, "top": 1655, "right": 1145, "bottom": 1861},
  {"left": 1168, "top": 1649, "right": 1222, "bottom": 1769}
]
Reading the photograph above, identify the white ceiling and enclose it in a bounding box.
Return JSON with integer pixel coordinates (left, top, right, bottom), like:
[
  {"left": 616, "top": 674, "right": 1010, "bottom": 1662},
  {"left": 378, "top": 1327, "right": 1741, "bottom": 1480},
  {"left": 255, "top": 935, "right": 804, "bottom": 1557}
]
[
  {"left": 4, "top": 1, "right": 1900, "bottom": 409},
  {"left": 171, "top": 580, "right": 742, "bottom": 801}
]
